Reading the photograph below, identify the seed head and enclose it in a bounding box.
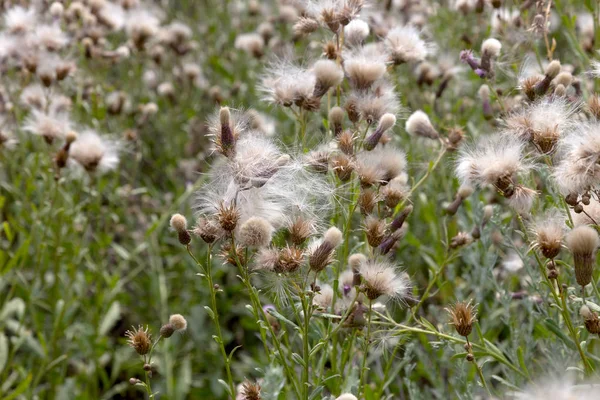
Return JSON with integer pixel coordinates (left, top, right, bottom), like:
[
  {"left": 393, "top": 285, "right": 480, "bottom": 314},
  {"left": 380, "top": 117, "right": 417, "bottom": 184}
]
[
  {"left": 531, "top": 214, "right": 564, "bottom": 259},
  {"left": 169, "top": 314, "right": 187, "bottom": 331},
  {"left": 405, "top": 110, "right": 438, "bottom": 139},
  {"left": 309, "top": 227, "right": 343, "bottom": 272},
  {"left": 364, "top": 216, "right": 386, "bottom": 247},
  {"left": 336, "top": 394, "right": 358, "bottom": 400},
  {"left": 170, "top": 214, "right": 187, "bottom": 232},
  {"left": 580, "top": 305, "right": 600, "bottom": 335},
  {"left": 359, "top": 259, "right": 410, "bottom": 301},
  {"left": 446, "top": 301, "right": 477, "bottom": 337},
  {"left": 364, "top": 113, "right": 396, "bottom": 151},
  {"left": 276, "top": 246, "right": 304, "bottom": 273},
  {"left": 313, "top": 60, "right": 344, "bottom": 97},
  {"left": 329, "top": 106, "right": 345, "bottom": 137},
  {"left": 125, "top": 325, "right": 152, "bottom": 355},
  {"left": 566, "top": 226, "right": 599, "bottom": 287},
  {"left": 238, "top": 217, "right": 274, "bottom": 248},
  {"left": 160, "top": 324, "right": 175, "bottom": 338},
  {"left": 239, "top": 381, "right": 261, "bottom": 400},
  {"left": 192, "top": 217, "right": 224, "bottom": 244},
  {"left": 217, "top": 202, "right": 240, "bottom": 232}
]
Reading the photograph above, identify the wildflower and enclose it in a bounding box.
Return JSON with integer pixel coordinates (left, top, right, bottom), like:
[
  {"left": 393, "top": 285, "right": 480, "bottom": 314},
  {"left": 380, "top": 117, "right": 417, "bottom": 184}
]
[
  {"left": 309, "top": 227, "right": 343, "bottom": 272},
  {"left": 169, "top": 314, "right": 188, "bottom": 331},
  {"left": 287, "top": 216, "right": 316, "bottom": 245},
  {"left": 356, "top": 147, "right": 406, "bottom": 186},
  {"left": 239, "top": 381, "right": 261, "bottom": 400},
  {"left": 358, "top": 259, "right": 410, "bottom": 301},
  {"left": 479, "top": 38, "right": 501, "bottom": 78},
  {"left": 312, "top": 59, "right": 343, "bottom": 97},
  {"left": 456, "top": 134, "right": 530, "bottom": 197},
  {"left": 352, "top": 80, "right": 403, "bottom": 124},
  {"left": 293, "top": 17, "right": 319, "bottom": 37},
  {"left": 276, "top": 245, "right": 304, "bottom": 273},
  {"left": 405, "top": 110, "right": 438, "bottom": 139},
  {"left": 553, "top": 122, "right": 600, "bottom": 195},
  {"left": 4, "top": 6, "right": 37, "bottom": 35},
  {"left": 23, "top": 109, "right": 70, "bottom": 144},
  {"left": 530, "top": 213, "right": 564, "bottom": 259},
  {"left": 384, "top": 26, "right": 430, "bottom": 65},
  {"left": 364, "top": 216, "right": 386, "bottom": 247},
  {"left": 259, "top": 59, "right": 316, "bottom": 109},
  {"left": 217, "top": 202, "right": 240, "bottom": 232},
  {"left": 565, "top": 226, "right": 599, "bottom": 288},
  {"left": 329, "top": 106, "right": 345, "bottom": 136},
  {"left": 343, "top": 45, "right": 388, "bottom": 90},
  {"left": 238, "top": 217, "right": 274, "bottom": 248},
  {"left": 445, "top": 184, "right": 474, "bottom": 215},
  {"left": 69, "top": 130, "right": 120, "bottom": 173},
  {"left": 504, "top": 97, "right": 576, "bottom": 154},
  {"left": 534, "top": 60, "right": 561, "bottom": 97},
  {"left": 446, "top": 301, "right": 477, "bottom": 337},
  {"left": 170, "top": 214, "right": 191, "bottom": 245},
  {"left": 235, "top": 33, "right": 264, "bottom": 58},
  {"left": 581, "top": 305, "right": 600, "bottom": 335},
  {"left": 313, "top": 284, "right": 334, "bottom": 310},
  {"left": 35, "top": 24, "right": 68, "bottom": 52},
  {"left": 160, "top": 324, "right": 175, "bottom": 338},
  {"left": 478, "top": 85, "right": 493, "bottom": 120},
  {"left": 192, "top": 217, "right": 224, "bottom": 244},
  {"left": 364, "top": 113, "right": 396, "bottom": 151},
  {"left": 344, "top": 19, "right": 369, "bottom": 47},
  {"left": 507, "top": 185, "right": 537, "bottom": 215},
  {"left": 125, "top": 326, "right": 152, "bottom": 355}
]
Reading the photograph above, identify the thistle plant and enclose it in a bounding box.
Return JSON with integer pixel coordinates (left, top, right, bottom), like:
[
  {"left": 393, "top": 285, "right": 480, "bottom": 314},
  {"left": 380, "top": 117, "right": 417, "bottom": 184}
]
[{"left": 7, "top": 0, "right": 600, "bottom": 399}]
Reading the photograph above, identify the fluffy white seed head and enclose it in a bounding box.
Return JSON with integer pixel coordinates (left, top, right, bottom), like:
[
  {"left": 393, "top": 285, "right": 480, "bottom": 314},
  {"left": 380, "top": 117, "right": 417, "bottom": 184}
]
[
  {"left": 68, "top": 130, "right": 120, "bottom": 173},
  {"left": 405, "top": 110, "right": 438, "bottom": 139},
  {"left": 385, "top": 25, "right": 430, "bottom": 64},
  {"left": 170, "top": 214, "right": 188, "bottom": 232},
  {"left": 348, "top": 253, "right": 367, "bottom": 272},
  {"left": 313, "top": 59, "right": 344, "bottom": 91},
  {"left": 238, "top": 217, "right": 274, "bottom": 247},
  {"left": 50, "top": 2, "right": 64, "bottom": 18},
  {"left": 545, "top": 60, "right": 561, "bottom": 79},
  {"left": 323, "top": 226, "right": 343, "bottom": 248},
  {"left": 343, "top": 46, "right": 388, "bottom": 90},
  {"left": 565, "top": 226, "right": 599, "bottom": 256},
  {"left": 481, "top": 38, "right": 502, "bottom": 57},
  {"left": 458, "top": 184, "right": 474, "bottom": 199},
  {"left": 377, "top": 113, "right": 396, "bottom": 132},
  {"left": 359, "top": 259, "right": 410, "bottom": 301},
  {"left": 168, "top": 314, "right": 187, "bottom": 331},
  {"left": 313, "top": 284, "right": 334, "bottom": 309},
  {"left": 555, "top": 71, "right": 572, "bottom": 87},
  {"left": 344, "top": 19, "right": 369, "bottom": 47},
  {"left": 478, "top": 84, "right": 490, "bottom": 99},
  {"left": 336, "top": 394, "right": 358, "bottom": 400}
]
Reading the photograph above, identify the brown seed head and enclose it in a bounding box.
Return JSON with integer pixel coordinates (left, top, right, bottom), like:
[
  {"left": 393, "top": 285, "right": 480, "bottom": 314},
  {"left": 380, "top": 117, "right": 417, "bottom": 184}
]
[
  {"left": 126, "top": 325, "right": 152, "bottom": 355},
  {"left": 566, "top": 226, "right": 599, "bottom": 287},
  {"left": 240, "top": 380, "right": 262, "bottom": 400},
  {"left": 364, "top": 216, "right": 386, "bottom": 247},
  {"left": 581, "top": 305, "right": 600, "bottom": 335},
  {"left": 446, "top": 301, "right": 477, "bottom": 337},
  {"left": 287, "top": 217, "right": 314, "bottom": 245},
  {"left": 331, "top": 153, "right": 354, "bottom": 182},
  {"left": 217, "top": 202, "right": 240, "bottom": 232},
  {"left": 337, "top": 130, "right": 355, "bottom": 155},
  {"left": 276, "top": 246, "right": 304, "bottom": 273},
  {"left": 358, "top": 188, "right": 378, "bottom": 215},
  {"left": 192, "top": 217, "right": 224, "bottom": 244}
]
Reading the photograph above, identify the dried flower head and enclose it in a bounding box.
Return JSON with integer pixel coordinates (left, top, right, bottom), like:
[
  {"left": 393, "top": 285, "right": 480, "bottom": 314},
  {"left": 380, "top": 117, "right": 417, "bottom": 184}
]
[
  {"left": 125, "top": 325, "right": 152, "bottom": 355},
  {"left": 169, "top": 314, "right": 187, "bottom": 331},
  {"left": 565, "top": 226, "right": 599, "bottom": 287},
  {"left": 309, "top": 227, "right": 343, "bottom": 272},
  {"left": 384, "top": 26, "right": 430, "bottom": 65},
  {"left": 238, "top": 217, "right": 274, "bottom": 248},
  {"left": 69, "top": 130, "right": 120, "bottom": 173},
  {"left": 358, "top": 259, "right": 410, "bottom": 301},
  {"left": 405, "top": 110, "right": 438, "bottom": 139},
  {"left": 446, "top": 301, "right": 477, "bottom": 337},
  {"left": 531, "top": 212, "right": 564, "bottom": 259},
  {"left": 239, "top": 381, "right": 261, "bottom": 400}
]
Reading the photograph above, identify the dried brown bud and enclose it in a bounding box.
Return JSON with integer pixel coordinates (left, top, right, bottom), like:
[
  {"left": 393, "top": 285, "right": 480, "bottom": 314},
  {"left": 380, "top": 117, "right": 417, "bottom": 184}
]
[
  {"left": 240, "top": 380, "right": 262, "bottom": 400},
  {"left": 217, "top": 202, "right": 240, "bottom": 232},
  {"left": 446, "top": 301, "right": 477, "bottom": 337},
  {"left": 276, "top": 246, "right": 304, "bottom": 273},
  {"left": 364, "top": 216, "right": 386, "bottom": 247},
  {"left": 160, "top": 324, "right": 175, "bottom": 338},
  {"left": 581, "top": 305, "right": 600, "bottom": 335},
  {"left": 126, "top": 326, "right": 152, "bottom": 355}
]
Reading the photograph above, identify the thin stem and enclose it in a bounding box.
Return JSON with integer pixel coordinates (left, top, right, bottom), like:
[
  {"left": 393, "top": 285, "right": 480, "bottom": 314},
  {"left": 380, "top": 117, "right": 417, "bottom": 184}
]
[
  {"left": 229, "top": 235, "right": 302, "bottom": 398},
  {"left": 186, "top": 245, "right": 236, "bottom": 399},
  {"left": 359, "top": 300, "right": 373, "bottom": 396},
  {"left": 396, "top": 145, "right": 447, "bottom": 213},
  {"left": 301, "top": 292, "right": 312, "bottom": 400}
]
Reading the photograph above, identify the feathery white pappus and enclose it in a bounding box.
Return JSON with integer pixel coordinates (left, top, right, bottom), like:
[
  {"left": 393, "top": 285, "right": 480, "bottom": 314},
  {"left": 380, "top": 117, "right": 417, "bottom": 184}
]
[{"left": 385, "top": 25, "right": 431, "bottom": 65}]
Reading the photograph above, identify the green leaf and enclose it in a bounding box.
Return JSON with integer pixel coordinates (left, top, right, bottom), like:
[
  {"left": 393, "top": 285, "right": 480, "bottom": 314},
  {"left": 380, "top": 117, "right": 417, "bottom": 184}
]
[
  {"left": 291, "top": 353, "right": 306, "bottom": 368},
  {"left": 3, "top": 373, "right": 32, "bottom": 400},
  {"left": 267, "top": 309, "right": 298, "bottom": 330},
  {"left": 99, "top": 302, "right": 121, "bottom": 336},
  {"left": 544, "top": 318, "right": 576, "bottom": 350},
  {"left": 517, "top": 347, "right": 530, "bottom": 379},
  {"left": 204, "top": 306, "right": 216, "bottom": 321},
  {"left": 217, "top": 379, "right": 233, "bottom": 398},
  {"left": 0, "top": 333, "right": 7, "bottom": 374}
]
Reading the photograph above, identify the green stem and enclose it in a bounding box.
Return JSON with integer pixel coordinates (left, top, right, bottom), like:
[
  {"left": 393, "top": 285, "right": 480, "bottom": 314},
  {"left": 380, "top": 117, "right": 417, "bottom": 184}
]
[
  {"left": 230, "top": 235, "right": 302, "bottom": 398},
  {"left": 186, "top": 245, "right": 236, "bottom": 399},
  {"left": 359, "top": 301, "right": 373, "bottom": 396}
]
